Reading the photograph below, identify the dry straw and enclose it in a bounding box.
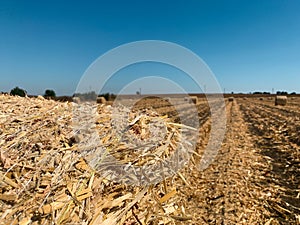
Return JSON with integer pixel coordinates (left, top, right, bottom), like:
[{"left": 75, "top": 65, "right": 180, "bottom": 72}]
[
  {"left": 0, "top": 95, "right": 195, "bottom": 224},
  {"left": 275, "top": 96, "right": 287, "bottom": 106}
]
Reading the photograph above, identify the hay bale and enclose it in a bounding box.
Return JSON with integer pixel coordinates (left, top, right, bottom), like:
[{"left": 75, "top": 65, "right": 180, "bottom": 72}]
[
  {"left": 96, "top": 96, "right": 106, "bottom": 104},
  {"left": 72, "top": 97, "right": 81, "bottom": 104},
  {"left": 189, "top": 96, "right": 198, "bottom": 104},
  {"left": 228, "top": 97, "right": 234, "bottom": 102},
  {"left": 165, "top": 97, "right": 171, "bottom": 103},
  {"left": 275, "top": 96, "right": 287, "bottom": 106},
  {"left": 37, "top": 95, "right": 44, "bottom": 100}
]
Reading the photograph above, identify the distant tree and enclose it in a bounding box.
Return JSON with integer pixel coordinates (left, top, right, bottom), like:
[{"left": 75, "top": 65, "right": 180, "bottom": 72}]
[
  {"left": 10, "top": 86, "right": 27, "bottom": 97},
  {"left": 290, "top": 92, "right": 297, "bottom": 95},
  {"left": 44, "top": 89, "right": 56, "bottom": 98},
  {"left": 98, "top": 93, "right": 116, "bottom": 101},
  {"left": 276, "top": 91, "right": 288, "bottom": 95},
  {"left": 263, "top": 92, "right": 270, "bottom": 95},
  {"left": 110, "top": 93, "right": 116, "bottom": 100},
  {"left": 74, "top": 92, "right": 117, "bottom": 101},
  {"left": 102, "top": 93, "right": 110, "bottom": 101}
]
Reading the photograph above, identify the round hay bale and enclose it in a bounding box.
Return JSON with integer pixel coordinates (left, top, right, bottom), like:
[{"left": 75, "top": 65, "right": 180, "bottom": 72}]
[
  {"left": 228, "top": 97, "right": 234, "bottom": 102},
  {"left": 165, "top": 97, "right": 171, "bottom": 103},
  {"left": 97, "top": 96, "right": 106, "bottom": 104},
  {"left": 37, "top": 95, "right": 44, "bottom": 100},
  {"left": 275, "top": 96, "right": 287, "bottom": 106},
  {"left": 189, "top": 96, "right": 198, "bottom": 104},
  {"left": 72, "top": 97, "right": 81, "bottom": 104}
]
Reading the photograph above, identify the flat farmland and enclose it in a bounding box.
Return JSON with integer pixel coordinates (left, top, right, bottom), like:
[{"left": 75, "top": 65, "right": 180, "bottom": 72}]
[{"left": 0, "top": 95, "right": 299, "bottom": 224}]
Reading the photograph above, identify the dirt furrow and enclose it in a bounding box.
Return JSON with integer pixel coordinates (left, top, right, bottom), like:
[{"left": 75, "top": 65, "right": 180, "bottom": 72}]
[
  {"left": 240, "top": 102, "right": 300, "bottom": 224},
  {"left": 246, "top": 98, "right": 300, "bottom": 116},
  {"left": 177, "top": 100, "right": 271, "bottom": 224}
]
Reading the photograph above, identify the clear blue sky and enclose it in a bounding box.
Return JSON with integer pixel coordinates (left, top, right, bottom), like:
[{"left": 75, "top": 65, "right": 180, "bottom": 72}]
[{"left": 0, "top": 0, "right": 299, "bottom": 95}]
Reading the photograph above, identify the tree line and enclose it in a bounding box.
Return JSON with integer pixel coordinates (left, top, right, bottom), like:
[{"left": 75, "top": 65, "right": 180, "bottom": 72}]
[
  {"left": 8, "top": 86, "right": 57, "bottom": 98},
  {"left": 4, "top": 86, "right": 116, "bottom": 101},
  {"left": 2, "top": 86, "right": 298, "bottom": 100},
  {"left": 252, "top": 91, "right": 297, "bottom": 95}
]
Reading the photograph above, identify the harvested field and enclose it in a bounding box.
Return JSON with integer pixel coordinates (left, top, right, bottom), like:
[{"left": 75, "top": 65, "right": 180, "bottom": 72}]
[{"left": 0, "top": 95, "right": 300, "bottom": 224}]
